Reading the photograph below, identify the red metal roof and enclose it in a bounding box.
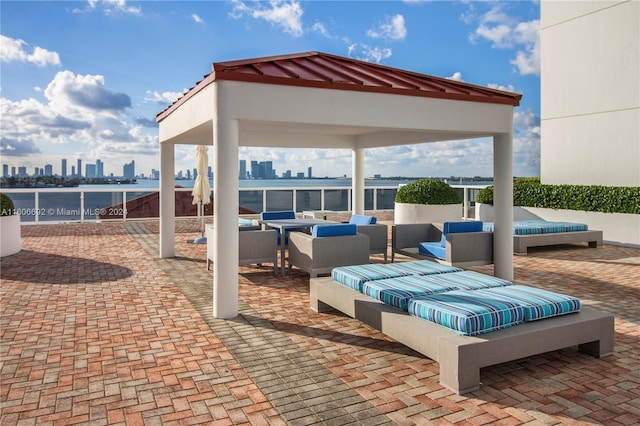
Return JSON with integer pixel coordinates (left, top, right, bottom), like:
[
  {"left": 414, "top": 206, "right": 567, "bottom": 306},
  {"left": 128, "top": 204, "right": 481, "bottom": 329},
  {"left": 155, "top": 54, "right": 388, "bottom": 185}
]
[{"left": 157, "top": 51, "right": 521, "bottom": 121}]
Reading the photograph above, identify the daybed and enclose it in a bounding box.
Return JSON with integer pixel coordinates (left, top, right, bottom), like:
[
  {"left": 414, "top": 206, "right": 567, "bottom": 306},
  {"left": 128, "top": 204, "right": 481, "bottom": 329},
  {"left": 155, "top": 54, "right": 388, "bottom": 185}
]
[
  {"left": 310, "top": 261, "right": 614, "bottom": 394},
  {"left": 483, "top": 220, "right": 603, "bottom": 255},
  {"left": 288, "top": 223, "right": 370, "bottom": 277},
  {"left": 392, "top": 222, "right": 493, "bottom": 267}
]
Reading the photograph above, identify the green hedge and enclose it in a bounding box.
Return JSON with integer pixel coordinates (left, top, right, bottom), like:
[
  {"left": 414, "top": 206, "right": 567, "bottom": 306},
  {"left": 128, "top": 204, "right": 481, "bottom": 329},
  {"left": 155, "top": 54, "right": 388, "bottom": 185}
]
[
  {"left": 0, "top": 193, "right": 15, "bottom": 216},
  {"left": 395, "top": 179, "right": 461, "bottom": 205},
  {"left": 476, "top": 178, "right": 640, "bottom": 214}
]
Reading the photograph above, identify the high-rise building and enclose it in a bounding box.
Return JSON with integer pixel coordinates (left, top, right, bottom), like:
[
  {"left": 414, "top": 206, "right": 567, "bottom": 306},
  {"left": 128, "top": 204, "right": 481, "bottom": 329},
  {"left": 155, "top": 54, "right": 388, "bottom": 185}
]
[
  {"left": 61, "top": 159, "right": 67, "bottom": 177},
  {"left": 96, "top": 159, "right": 104, "bottom": 177},
  {"left": 77, "top": 159, "right": 82, "bottom": 178},
  {"left": 307, "top": 167, "right": 312, "bottom": 179},
  {"left": 123, "top": 160, "right": 135, "bottom": 179},
  {"left": 44, "top": 164, "right": 53, "bottom": 176},
  {"left": 250, "top": 160, "right": 259, "bottom": 179},
  {"left": 11, "top": 166, "right": 16, "bottom": 177},
  {"left": 2, "top": 164, "right": 8, "bottom": 177},
  {"left": 71, "top": 166, "right": 75, "bottom": 177},
  {"left": 18, "top": 166, "right": 27, "bottom": 177},
  {"left": 86, "top": 164, "right": 97, "bottom": 178},
  {"left": 239, "top": 160, "right": 246, "bottom": 180}
]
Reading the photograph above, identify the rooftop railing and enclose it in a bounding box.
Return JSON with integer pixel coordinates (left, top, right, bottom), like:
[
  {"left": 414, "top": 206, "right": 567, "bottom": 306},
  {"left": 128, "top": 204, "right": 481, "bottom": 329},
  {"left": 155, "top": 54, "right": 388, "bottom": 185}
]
[{"left": 2, "top": 184, "right": 487, "bottom": 224}]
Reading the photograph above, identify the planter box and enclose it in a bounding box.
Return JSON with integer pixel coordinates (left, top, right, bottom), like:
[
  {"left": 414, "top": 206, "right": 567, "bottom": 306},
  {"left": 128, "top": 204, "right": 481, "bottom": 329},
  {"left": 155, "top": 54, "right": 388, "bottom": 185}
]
[
  {"left": 0, "top": 215, "right": 21, "bottom": 257},
  {"left": 394, "top": 202, "right": 462, "bottom": 225},
  {"left": 475, "top": 203, "right": 640, "bottom": 247}
]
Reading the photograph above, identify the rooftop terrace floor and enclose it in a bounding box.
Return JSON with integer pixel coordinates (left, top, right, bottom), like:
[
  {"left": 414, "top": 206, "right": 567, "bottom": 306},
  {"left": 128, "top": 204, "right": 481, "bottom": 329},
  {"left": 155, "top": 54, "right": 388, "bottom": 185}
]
[{"left": 1, "top": 219, "right": 639, "bottom": 425}]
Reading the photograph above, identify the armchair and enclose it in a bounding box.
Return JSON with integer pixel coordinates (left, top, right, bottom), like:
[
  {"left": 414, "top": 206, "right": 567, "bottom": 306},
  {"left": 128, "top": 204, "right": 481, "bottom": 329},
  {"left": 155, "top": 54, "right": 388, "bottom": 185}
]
[{"left": 288, "top": 224, "right": 370, "bottom": 278}]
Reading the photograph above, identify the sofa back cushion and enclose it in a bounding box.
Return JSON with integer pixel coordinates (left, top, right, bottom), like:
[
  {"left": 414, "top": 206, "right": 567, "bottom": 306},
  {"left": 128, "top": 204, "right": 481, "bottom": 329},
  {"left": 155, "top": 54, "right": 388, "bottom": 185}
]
[
  {"left": 349, "top": 215, "right": 376, "bottom": 225},
  {"left": 260, "top": 210, "right": 295, "bottom": 221},
  {"left": 440, "top": 221, "right": 483, "bottom": 246},
  {"left": 312, "top": 223, "right": 357, "bottom": 237}
]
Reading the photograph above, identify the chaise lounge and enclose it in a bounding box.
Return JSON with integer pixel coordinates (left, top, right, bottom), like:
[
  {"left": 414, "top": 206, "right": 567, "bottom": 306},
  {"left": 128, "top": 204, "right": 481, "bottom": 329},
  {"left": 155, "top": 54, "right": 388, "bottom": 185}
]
[{"left": 310, "top": 261, "right": 614, "bottom": 394}]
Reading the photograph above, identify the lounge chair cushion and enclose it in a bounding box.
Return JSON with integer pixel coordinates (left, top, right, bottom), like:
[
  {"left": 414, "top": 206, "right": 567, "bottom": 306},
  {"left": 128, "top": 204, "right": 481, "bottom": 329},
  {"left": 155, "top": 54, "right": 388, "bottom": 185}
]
[
  {"left": 482, "top": 220, "right": 588, "bottom": 235},
  {"left": 312, "top": 223, "right": 357, "bottom": 237},
  {"left": 418, "top": 221, "right": 484, "bottom": 259},
  {"left": 408, "top": 290, "right": 525, "bottom": 336},
  {"left": 418, "top": 242, "right": 446, "bottom": 260},
  {"left": 332, "top": 264, "right": 413, "bottom": 292},
  {"left": 472, "top": 285, "right": 581, "bottom": 321},
  {"left": 407, "top": 270, "right": 512, "bottom": 291},
  {"left": 259, "top": 210, "right": 296, "bottom": 220},
  {"left": 331, "top": 261, "right": 461, "bottom": 292},
  {"left": 348, "top": 215, "right": 376, "bottom": 225},
  {"left": 362, "top": 275, "right": 457, "bottom": 311}
]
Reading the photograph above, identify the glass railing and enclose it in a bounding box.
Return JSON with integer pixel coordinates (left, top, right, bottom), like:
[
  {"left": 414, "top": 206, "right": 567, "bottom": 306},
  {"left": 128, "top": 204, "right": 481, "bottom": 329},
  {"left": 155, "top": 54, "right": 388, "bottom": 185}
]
[{"left": 2, "top": 184, "right": 486, "bottom": 224}]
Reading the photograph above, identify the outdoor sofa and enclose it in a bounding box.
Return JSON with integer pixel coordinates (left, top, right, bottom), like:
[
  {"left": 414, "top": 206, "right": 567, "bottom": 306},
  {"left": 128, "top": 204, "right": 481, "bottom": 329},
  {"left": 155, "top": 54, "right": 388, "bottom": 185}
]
[
  {"left": 288, "top": 223, "right": 370, "bottom": 278},
  {"left": 392, "top": 221, "right": 493, "bottom": 267},
  {"left": 206, "top": 225, "right": 278, "bottom": 274},
  {"left": 310, "top": 261, "right": 614, "bottom": 394},
  {"left": 482, "top": 220, "right": 603, "bottom": 255}
]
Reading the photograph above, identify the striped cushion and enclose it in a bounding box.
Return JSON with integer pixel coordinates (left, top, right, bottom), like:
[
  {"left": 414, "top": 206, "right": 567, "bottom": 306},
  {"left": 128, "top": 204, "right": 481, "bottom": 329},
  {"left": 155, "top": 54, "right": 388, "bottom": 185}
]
[
  {"left": 382, "top": 260, "right": 462, "bottom": 276},
  {"left": 483, "top": 221, "right": 588, "bottom": 235},
  {"left": 362, "top": 275, "right": 457, "bottom": 311},
  {"left": 331, "top": 261, "right": 461, "bottom": 293},
  {"left": 331, "top": 264, "right": 411, "bottom": 292},
  {"left": 472, "top": 285, "right": 581, "bottom": 321},
  {"left": 406, "top": 270, "right": 512, "bottom": 291},
  {"left": 408, "top": 291, "right": 525, "bottom": 336}
]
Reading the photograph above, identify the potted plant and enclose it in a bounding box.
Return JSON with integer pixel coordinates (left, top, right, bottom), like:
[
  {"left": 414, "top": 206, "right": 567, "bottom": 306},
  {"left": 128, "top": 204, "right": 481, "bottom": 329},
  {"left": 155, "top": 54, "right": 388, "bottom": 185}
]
[
  {"left": 394, "top": 179, "right": 462, "bottom": 224},
  {"left": 1, "top": 192, "right": 21, "bottom": 257}
]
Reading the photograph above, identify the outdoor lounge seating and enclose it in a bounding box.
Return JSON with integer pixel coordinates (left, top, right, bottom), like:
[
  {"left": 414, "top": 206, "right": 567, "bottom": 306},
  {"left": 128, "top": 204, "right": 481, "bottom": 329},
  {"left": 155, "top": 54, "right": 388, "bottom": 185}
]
[
  {"left": 392, "top": 222, "right": 493, "bottom": 267},
  {"left": 288, "top": 223, "right": 370, "bottom": 278},
  {"left": 310, "top": 261, "right": 614, "bottom": 394},
  {"left": 345, "top": 215, "right": 388, "bottom": 261},
  {"left": 482, "top": 220, "right": 603, "bottom": 254},
  {"left": 206, "top": 228, "right": 278, "bottom": 274}
]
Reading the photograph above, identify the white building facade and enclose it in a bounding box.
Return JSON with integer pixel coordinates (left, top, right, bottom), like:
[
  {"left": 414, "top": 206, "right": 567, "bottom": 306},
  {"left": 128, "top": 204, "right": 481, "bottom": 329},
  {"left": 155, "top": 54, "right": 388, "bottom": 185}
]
[{"left": 541, "top": 0, "right": 639, "bottom": 187}]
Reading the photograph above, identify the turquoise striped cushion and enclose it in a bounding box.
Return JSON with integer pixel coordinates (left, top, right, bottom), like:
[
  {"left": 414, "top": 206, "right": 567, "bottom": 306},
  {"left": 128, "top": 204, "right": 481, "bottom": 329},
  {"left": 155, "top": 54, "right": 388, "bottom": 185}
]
[
  {"left": 331, "top": 264, "right": 410, "bottom": 292},
  {"left": 483, "top": 221, "right": 588, "bottom": 235},
  {"left": 362, "top": 275, "right": 457, "bottom": 311},
  {"left": 472, "top": 285, "right": 581, "bottom": 321},
  {"left": 405, "top": 270, "right": 512, "bottom": 291},
  {"left": 408, "top": 291, "right": 525, "bottom": 336},
  {"left": 382, "top": 260, "right": 462, "bottom": 276},
  {"left": 331, "top": 261, "right": 461, "bottom": 293}
]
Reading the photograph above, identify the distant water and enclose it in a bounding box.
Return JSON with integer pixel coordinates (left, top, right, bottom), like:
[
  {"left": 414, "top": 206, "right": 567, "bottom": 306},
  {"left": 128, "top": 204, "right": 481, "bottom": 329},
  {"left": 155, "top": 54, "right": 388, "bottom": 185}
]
[{"left": 81, "top": 178, "right": 491, "bottom": 190}]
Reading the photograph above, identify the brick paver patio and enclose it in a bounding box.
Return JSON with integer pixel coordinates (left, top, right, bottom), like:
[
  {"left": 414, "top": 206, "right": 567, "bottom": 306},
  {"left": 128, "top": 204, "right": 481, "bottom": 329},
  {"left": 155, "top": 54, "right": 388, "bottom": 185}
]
[{"left": 1, "top": 219, "right": 639, "bottom": 425}]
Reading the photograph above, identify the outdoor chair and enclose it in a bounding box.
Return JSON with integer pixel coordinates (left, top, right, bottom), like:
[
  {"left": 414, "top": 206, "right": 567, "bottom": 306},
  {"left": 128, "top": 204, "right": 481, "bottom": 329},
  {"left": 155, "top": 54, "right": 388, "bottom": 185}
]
[
  {"left": 207, "top": 229, "right": 278, "bottom": 274},
  {"left": 260, "top": 210, "right": 296, "bottom": 245}
]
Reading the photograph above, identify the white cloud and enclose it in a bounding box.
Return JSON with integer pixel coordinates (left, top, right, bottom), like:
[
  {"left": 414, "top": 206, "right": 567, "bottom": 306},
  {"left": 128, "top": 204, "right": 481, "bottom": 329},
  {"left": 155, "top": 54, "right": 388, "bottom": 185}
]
[
  {"left": 446, "top": 72, "right": 464, "bottom": 82},
  {"left": 83, "top": 0, "right": 141, "bottom": 15},
  {"left": 144, "top": 90, "right": 185, "bottom": 105},
  {"left": 367, "top": 14, "right": 407, "bottom": 41},
  {"left": 311, "top": 21, "right": 330, "bottom": 38},
  {"left": 466, "top": 4, "right": 540, "bottom": 76},
  {"left": 348, "top": 44, "right": 392, "bottom": 64},
  {"left": 488, "top": 83, "right": 517, "bottom": 93},
  {"left": 0, "top": 35, "right": 61, "bottom": 67},
  {"left": 230, "top": 0, "right": 304, "bottom": 37},
  {"left": 44, "top": 71, "right": 131, "bottom": 120},
  {"left": 192, "top": 14, "right": 204, "bottom": 24}
]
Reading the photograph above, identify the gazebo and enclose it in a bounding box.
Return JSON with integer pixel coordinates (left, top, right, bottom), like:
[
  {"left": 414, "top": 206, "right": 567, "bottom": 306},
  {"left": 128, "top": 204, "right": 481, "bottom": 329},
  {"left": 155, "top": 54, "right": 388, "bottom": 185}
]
[{"left": 156, "top": 51, "right": 522, "bottom": 319}]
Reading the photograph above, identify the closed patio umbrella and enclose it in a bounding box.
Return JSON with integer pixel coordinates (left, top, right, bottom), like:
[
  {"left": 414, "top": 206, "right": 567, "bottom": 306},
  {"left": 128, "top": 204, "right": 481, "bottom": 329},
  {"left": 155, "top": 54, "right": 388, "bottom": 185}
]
[{"left": 189, "top": 145, "right": 210, "bottom": 244}]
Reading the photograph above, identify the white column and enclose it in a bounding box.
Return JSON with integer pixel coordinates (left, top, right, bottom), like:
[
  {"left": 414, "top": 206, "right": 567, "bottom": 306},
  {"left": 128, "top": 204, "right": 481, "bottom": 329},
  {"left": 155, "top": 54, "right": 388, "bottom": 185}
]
[
  {"left": 213, "top": 118, "right": 239, "bottom": 319},
  {"left": 159, "top": 142, "right": 175, "bottom": 258},
  {"left": 493, "top": 132, "right": 514, "bottom": 280},
  {"left": 352, "top": 147, "right": 365, "bottom": 214}
]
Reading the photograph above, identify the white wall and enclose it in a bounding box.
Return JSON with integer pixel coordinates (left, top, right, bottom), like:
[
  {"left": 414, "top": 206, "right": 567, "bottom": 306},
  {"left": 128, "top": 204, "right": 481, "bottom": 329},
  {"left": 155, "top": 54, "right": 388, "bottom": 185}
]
[{"left": 541, "top": 0, "right": 640, "bottom": 187}]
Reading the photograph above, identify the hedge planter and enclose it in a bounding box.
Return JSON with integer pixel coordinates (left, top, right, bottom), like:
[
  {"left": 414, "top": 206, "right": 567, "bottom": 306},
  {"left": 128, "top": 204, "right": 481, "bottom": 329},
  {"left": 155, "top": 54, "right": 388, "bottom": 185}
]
[
  {"left": 395, "top": 202, "right": 462, "bottom": 225},
  {"left": 0, "top": 214, "right": 21, "bottom": 257}
]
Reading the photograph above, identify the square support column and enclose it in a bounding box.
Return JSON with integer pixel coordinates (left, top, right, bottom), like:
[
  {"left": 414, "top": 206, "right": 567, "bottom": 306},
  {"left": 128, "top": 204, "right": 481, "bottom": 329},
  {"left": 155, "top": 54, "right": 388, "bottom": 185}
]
[
  {"left": 352, "top": 147, "right": 365, "bottom": 215},
  {"left": 493, "top": 132, "right": 514, "bottom": 280},
  {"left": 213, "top": 117, "right": 239, "bottom": 319},
  {"left": 159, "top": 142, "right": 175, "bottom": 258}
]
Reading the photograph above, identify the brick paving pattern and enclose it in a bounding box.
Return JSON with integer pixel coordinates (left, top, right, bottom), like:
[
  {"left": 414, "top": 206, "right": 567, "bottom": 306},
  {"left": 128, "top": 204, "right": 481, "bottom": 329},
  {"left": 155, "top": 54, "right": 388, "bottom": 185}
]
[{"left": 1, "top": 218, "right": 639, "bottom": 425}]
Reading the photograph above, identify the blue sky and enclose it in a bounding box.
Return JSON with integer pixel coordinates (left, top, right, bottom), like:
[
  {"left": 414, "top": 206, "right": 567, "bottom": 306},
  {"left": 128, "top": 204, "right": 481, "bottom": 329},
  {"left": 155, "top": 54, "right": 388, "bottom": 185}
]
[{"left": 1, "top": 0, "right": 540, "bottom": 179}]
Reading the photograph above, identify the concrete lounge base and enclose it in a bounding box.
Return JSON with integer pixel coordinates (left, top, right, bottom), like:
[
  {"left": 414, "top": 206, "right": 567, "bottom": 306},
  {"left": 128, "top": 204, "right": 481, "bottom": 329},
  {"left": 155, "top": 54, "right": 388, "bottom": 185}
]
[
  {"left": 310, "top": 277, "right": 615, "bottom": 394},
  {"left": 514, "top": 230, "right": 603, "bottom": 255}
]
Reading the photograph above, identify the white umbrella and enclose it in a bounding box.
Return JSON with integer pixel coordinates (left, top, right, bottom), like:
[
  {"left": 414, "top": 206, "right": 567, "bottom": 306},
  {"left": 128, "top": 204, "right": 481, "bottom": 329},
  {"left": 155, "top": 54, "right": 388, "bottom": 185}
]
[{"left": 190, "top": 145, "right": 210, "bottom": 244}]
